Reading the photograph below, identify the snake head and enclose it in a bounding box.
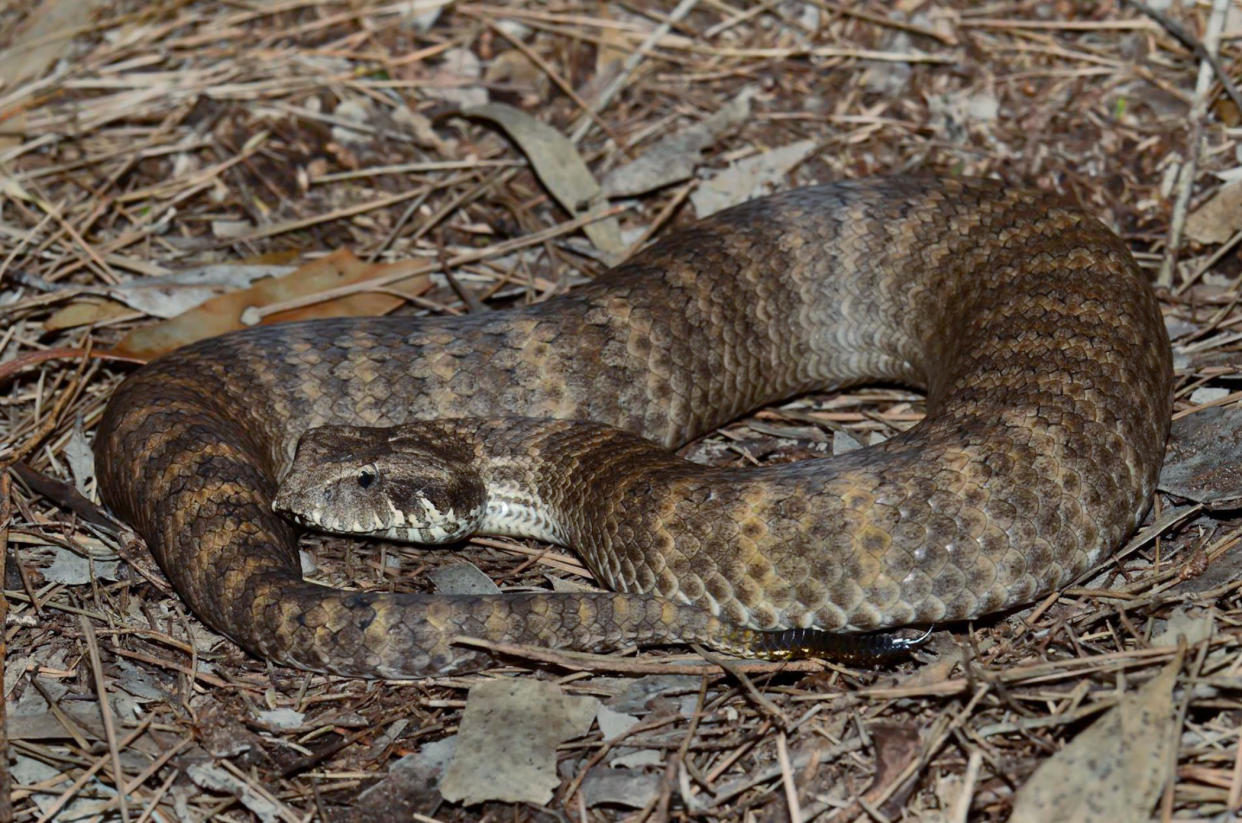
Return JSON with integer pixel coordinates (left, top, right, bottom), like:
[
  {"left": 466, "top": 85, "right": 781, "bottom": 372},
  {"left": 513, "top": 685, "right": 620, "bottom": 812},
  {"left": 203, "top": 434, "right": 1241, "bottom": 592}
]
[{"left": 273, "top": 423, "right": 486, "bottom": 544}]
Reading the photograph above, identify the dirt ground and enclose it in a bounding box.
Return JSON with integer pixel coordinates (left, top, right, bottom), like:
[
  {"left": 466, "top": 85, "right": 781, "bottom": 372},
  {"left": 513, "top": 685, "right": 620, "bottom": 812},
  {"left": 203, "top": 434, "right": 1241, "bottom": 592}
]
[{"left": 1, "top": 1, "right": 1241, "bottom": 820}]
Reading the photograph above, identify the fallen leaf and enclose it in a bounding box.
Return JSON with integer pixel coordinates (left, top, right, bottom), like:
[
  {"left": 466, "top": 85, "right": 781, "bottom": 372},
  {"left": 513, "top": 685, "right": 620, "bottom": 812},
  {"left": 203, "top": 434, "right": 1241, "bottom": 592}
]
[
  {"left": 332, "top": 98, "right": 379, "bottom": 146},
  {"left": 429, "top": 562, "right": 500, "bottom": 595},
  {"left": 581, "top": 768, "right": 661, "bottom": 809},
  {"left": 593, "top": 5, "right": 629, "bottom": 80},
  {"left": 606, "top": 674, "right": 701, "bottom": 714},
  {"left": 1159, "top": 405, "right": 1242, "bottom": 508},
  {"left": 1152, "top": 607, "right": 1214, "bottom": 647},
  {"left": 0, "top": 0, "right": 106, "bottom": 88},
  {"left": 439, "top": 678, "right": 599, "bottom": 805},
  {"left": 603, "top": 88, "right": 755, "bottom": 198},
  {"left": 43, "top": 547, "right": 119, "bottom": 585},
  {"left": 464, "top": 103, "right": 625, "bottom": 262},
  {"left": 351, "top": 738, "right": 455, "bottom": 822},
  {"left": 211, "top": 219, "right": 254, "bottom": 239},
  {"left": 111, "top": 249, "right": 431, "bottom": 361},
  {"left": 482, "top": 49, "right": 549, "bottom": 104},
  {"left": 548, "top": 574, "right": 596, "bottom": 592},
  {"left": 834, "top": 429, "right": 865, "bottom": 454},
  {"left": 187, "top": 763, "right": 284, "bottom": 823},
  {"left": 598, "top": 704, "right": 660, "bottom": 769},
  {"left": 425, "top": 47, "right": 487, "bottom": 108},
  {"left": 106, "top": 263, "right": 296, "bottom": 318},
  {"left": 113, "top": 660, "right": 167, "bottom": 702},
  {"left": 253, "top": 708, "right": 306, "bottom": 731},
  {"left": 690, "top": 139, "right": 819, "bottom": 217},
  {"left": 44, "top": 297, "right": 135, "bottom": 331},
  {"left": 14, "top": 754, "right": 112, "bottom": 820},
  {"left": 896, "top": 653, "right": 959, "bottom": 689},
  {"left": 64, "top": 423, "right": 96, "bottom": 492},
  {"left": 927, "top": 88, "right": 1000, "bottom": 144},
  {"left": 866, "top": 724, "right": 922, "bottom": 816},
  {"left": 1169, "top": 539, "right": 1242, "bottom": 595},
  {"left": 1189, "top": 386, "right": 1230, "bottom": 405},
  {"left": 1009, "top": 660, "right": 1178, "bottom": 822},
  {"left": 403, "top": 0, "right": 447, "bottom": 32},
  {"left": 1186, "top": 179, "right": 1242, "bottom": 244},
  {"left": 6, "top": 708, "right": 106, "bottom": 742}
]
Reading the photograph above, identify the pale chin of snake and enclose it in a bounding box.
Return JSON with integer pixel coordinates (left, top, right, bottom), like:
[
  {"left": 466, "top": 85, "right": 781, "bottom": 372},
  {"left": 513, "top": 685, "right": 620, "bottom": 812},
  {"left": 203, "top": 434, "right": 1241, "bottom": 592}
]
[{"left": 94, "top": 176, "right": 1173, "bottom": 679}]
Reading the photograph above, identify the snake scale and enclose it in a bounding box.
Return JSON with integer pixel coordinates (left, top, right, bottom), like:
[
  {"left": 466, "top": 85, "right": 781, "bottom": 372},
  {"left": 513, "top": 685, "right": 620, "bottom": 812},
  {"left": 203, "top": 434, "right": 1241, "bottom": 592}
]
[{"left": 95, "top": 177, "right": 1172, "bottom": 678}]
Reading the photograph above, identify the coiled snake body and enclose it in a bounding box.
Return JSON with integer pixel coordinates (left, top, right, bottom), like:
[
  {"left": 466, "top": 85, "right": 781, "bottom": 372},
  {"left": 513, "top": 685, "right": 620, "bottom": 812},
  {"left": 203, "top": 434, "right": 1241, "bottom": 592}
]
[{"left": 95, "top": 177, "right": 1172, "bottom": 678}]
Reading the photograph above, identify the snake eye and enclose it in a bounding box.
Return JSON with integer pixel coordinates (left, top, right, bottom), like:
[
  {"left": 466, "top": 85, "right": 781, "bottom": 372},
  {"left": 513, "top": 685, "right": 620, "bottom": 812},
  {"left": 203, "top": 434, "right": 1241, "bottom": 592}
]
[{"left": 357, "top": 470, "right": 375, "bottom": 489}]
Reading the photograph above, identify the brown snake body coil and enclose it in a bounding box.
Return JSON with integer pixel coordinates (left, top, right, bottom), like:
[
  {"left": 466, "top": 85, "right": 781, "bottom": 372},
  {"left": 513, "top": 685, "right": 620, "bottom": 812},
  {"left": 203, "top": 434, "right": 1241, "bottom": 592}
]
[{"left": 95, "top": 177, "right": 1172, "bottom": 678}]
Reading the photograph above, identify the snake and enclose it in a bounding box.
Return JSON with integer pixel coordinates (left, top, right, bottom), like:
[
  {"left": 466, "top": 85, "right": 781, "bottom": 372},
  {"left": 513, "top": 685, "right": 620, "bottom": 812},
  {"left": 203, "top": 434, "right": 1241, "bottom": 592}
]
[{"left": 94, "top": 176, "right": 1173, "bottom": 678}]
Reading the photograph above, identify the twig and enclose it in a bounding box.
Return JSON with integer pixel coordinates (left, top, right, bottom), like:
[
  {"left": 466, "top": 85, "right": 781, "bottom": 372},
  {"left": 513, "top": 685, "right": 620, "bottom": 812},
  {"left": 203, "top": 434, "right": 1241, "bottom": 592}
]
[
  {"left": 0, "top": 343, "right": 94, "bottom": 469},
  {"left": 1126, "top": 0, "right": 1242, "bottom": 114},
  {"left": 244, "top": 204, "right": 628, "bottom": 321},
  {"left": 80, "top": 614, "right": 130, "bottom": 822},
  {"left": 776, "top": 732, "right": 803, "bottom": 822},
  {"left": 693, "top": 643, "right": 791, "bottom": 726},
  {"left": 0, "top": 347, "right": 145, "bottom": 382},
  {"left": 1228, "top": 723, "right": 1242, "bottom": 811},
  {"left": 810, "top": 0, "right": 956, "bottom": 45},
  {"left": 34, "top": 719, "right": 154, "bottom": 823},
  {"left": 476, "top": 14, "right": 629, "bottom": 150},
  {"left": 1160, "top": 643, "right": 1193, "bottom": 822},
  {"left": 0, "top": 470, "right": 11, "bottom": 823},
  {"left": 1153, "top": 0, "right": 1232, "bottom": 287},
  {"left": 570, "top": 0, "right": 701, "bottom": 143}
]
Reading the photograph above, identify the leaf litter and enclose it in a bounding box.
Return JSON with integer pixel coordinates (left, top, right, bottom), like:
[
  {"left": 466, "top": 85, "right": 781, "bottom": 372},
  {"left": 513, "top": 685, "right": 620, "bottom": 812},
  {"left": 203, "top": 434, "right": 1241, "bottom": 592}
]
[{"left": 0, "top": 1, "right": 1240, "bottom": 821}]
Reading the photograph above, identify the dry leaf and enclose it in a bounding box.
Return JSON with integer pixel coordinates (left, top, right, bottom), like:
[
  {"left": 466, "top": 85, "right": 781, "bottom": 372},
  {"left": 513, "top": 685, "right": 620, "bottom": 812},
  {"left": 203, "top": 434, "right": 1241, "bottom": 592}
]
[
  {"left": 353, "top": 739, "right": 455, "bottom": 820},
  {"left": 7, "top": 709, "right": 106, "bottom": 742},
  {"left": 866, "top": 724, "right": 923, "bottom": 816},
  {"left": 482, "top": 50, "right": 549, "bottom": 104},
  {"left": 42, "top": 547, "right": 119, "bottom": 586},
  {"left": 425, "top": 47, "right": 487, "bottom": 108},
  {"left": 0, "top": 0, "right": 105, "bottom": 88},
  {"left": 464, "top": 103, "right": 625, "bottom": 261},
  {"left": 107, "top": 264, "right": 296, "bottom": 318},
  {"left": 332, "top": 98, "right": 379, "bottom": 147},
  {"left": 927, "top": 88, "right": 1000, "bottom": 144},
  {"left": 598, "top": 704, "right": 660, "bottom": 769},
  {"left": 14, "top": 754, "right": 111, "bottom": 820},
  {"left": 44, "top": 297, "right": 134, "bottom": 331},
  {"left": 1185, "top": 179, "right": 1242, "bottom": 244},
  {"left": 111, "top": 250, "right": 430, "bottom": 361},
  {"left": 1159, "top": 405, "right": 1242, "bottom": 508},
  {"left": 602, "top": 88, "right": 755, "bottom": 198},
  {"left": 439, "top": 678, "right": 598, "bottom": 805},
  {"left": 186, "top": 763, "right": 285, "bottom": 823},
  {"left": 1009, "top": 661, "right": 1178, "bottom": 822},
  {"left": 581, "top": 768, "right": 661, "bottom": 809},
  {"left": 402, "top": 0, "right": 447, "bottom": 32},
  {"left": 690, "top": 139, "right": 819, "bottom": 217},
  {"left": 428, "top": 562, "right": 500, "bottom": 595},
  {"left": 1152, "top": 608, "right": 1214, "bottom": 647},
  {"left": 46, "top": 264, "right": 297, "bottom": 332}
]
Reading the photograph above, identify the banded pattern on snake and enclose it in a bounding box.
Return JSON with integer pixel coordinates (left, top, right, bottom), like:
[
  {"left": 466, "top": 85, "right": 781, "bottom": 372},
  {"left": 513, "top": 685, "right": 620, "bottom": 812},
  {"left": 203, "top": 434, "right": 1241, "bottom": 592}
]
[{"left": 94, "top": 177, "right": 1172, "bottom": 678}]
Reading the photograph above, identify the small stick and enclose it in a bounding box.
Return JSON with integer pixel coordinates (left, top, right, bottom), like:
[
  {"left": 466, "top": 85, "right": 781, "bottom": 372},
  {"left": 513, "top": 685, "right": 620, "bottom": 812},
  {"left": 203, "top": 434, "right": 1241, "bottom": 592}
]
[
  {"left": 80, "top": 614, "right": 131, "bottom": 822},
  {"left": 570, "top": 0, "right": 701, "bottom": 144},
  {"left": 1126, "top": 0, "right": 1242, "bottom": 114},
  {"left": 776, "top": 732, "right": 803, "bottom": 822},
  {"left": 0, "top": 471, "right": 11, "bottom": 823},
  {"left": 245, "top": 204, "right": 628, "bottom": 321},
  {"left": 811, "top": 0, "right": 955, "bottom": 45},
  {"left": 1154, "top": 0, "right": 1231, "bottom": 288}
]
